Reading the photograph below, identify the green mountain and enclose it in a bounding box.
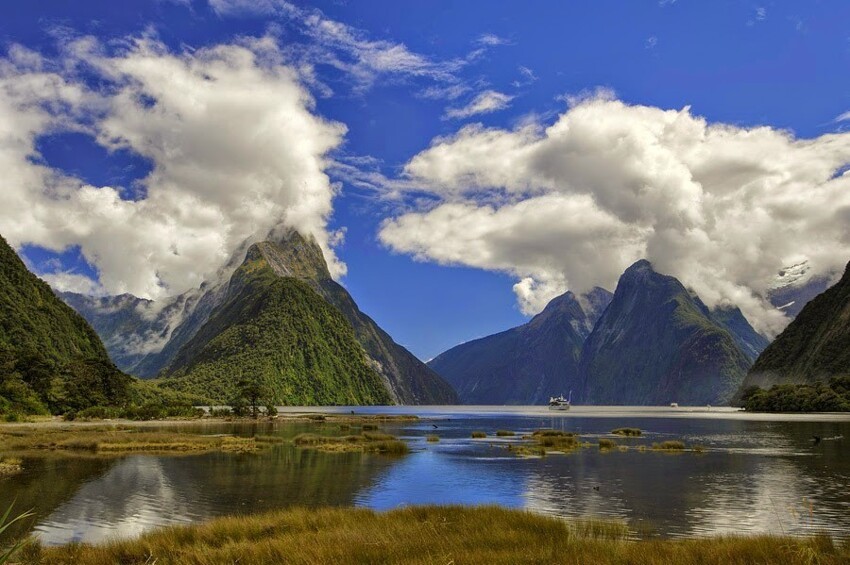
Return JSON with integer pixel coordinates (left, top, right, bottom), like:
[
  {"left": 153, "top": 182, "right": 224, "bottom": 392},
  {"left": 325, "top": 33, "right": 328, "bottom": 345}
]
[
  {"left": 578, "top": 260, "right": 758, "bottom": 405},
  {"left": 428, "top": 288, "right": 612, "bottom": 404},
  {"left": 158, "top": 242, "right": 394, "bottom": 405},
  {"left": 0, "top": 235, "right": 130, "bottom": 414},
  {"left": 63, "top": 232, "right": 457, "bottom": 405},
  {"left": 224, "top": 234, "right": 458, "bottom": 405},
  {"left": 741, "top": 260, "right": 850, "bottom": 390}
]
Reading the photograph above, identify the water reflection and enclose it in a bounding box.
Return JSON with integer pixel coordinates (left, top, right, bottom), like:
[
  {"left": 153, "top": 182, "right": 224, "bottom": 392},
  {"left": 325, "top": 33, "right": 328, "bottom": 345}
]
[{"left": 2, "top": 409, "right": 848, "bottom": 545}]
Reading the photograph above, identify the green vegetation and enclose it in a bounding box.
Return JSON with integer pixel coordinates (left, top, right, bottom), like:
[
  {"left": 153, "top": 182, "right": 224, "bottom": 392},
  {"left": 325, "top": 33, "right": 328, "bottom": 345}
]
[
  {"left": 495, "top": 430, "right": 515, "bottom": 436},
  {"left": 745, "top": 261, "right": 850, "bottom": 389},
  {"left": 471, "top": 431, "right": 487, "bottom": 438},
  {"left": 1, "top": 503, "right": 34, "bottom": 565},
  {"left": 741, "top": 377, "right": 850, "bottom": 412},
  {"left": 0, "top": 235, "right": 132, "bottom": 418},
  {"left": 0, "top": 426, "right": 264, "bottom": 454},
  {"left": 292, "top": 432, "right": 409, "bottom": 455},
  {"left": 611, "top": 427, "right": 642, "bottom": 436},
  {"left": 426, "top": 434, "right": 439, "bottom": 442},
  {"left": 12, "top": 505, "right": 850, "bottom": 565},
  {"left": 159, "top": 248, "right": 393, "bottom": 406},
  {"left": 652, "top": 440, "right": 685, "bottom": 451},
  {"left": 598, "top": 438, "right": 617, "bottom": 449}
]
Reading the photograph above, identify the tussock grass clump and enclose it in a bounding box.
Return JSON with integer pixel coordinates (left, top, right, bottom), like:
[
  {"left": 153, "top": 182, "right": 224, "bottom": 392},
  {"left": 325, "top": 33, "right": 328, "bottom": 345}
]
[
  {"left": 598, "top": 438, "right": 617, "bottom": 450},
  {"left": 652, "top": 440, "right": 685, "bottom": 451},
  {"left": 426, "top": 435, "right": 440, "bottom": 442},
  {"left": 0, "top": 457, "right": 23, "bottom": 477},
  {"left": 292, "top": 432, "right": 408, "bottom": 455},
  {"left": 18, "top": 505, "right": 850, "bottom": 565},
  {"left": 495, "top": 430, "right": 515, "bottom": 437},
  {"left": 471, "top": 431, "right": 487, "bottom": 438},
  {"left": 611, "top": 428, "right": 642, "bottom": 437}
]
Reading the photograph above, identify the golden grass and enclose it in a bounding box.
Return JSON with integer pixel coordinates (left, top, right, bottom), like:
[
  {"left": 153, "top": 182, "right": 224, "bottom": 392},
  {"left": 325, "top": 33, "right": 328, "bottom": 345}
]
[
  {"left": 426, "top": 435, "right": 439, "bottom": 442},
  {"left": 471, "top": 431, "right": 487, "bottom": 438},
  {"left": 598, "top": 438, "right": 617, "bottom": 450},
  {"left": 0, "top": 457, "right": 23, "bottom": 477},
  {"left": 292, "top": 433, "right": 409, "bottom": 455},
  {"left": 0, "top": 426, "right": 263, "bottom": 455},
  {"left": 652, "top": 440, "right": 686, "bottom": 451},
  {"left": 14, "top": 505, "right": 850, "bottom": 565},
  {"left": 495, "top": 430, "right": 515, "bottom": 437}
]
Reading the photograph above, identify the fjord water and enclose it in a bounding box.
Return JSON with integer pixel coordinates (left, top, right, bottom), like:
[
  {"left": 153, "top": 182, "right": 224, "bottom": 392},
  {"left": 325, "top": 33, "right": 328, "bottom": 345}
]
[{"left": 4, "top": 407, "right": 849, "bottom": 545}]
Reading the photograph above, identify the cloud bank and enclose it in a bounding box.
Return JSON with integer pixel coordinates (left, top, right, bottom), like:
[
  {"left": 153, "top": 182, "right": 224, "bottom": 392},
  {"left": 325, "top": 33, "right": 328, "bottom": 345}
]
[
  {"left": 380, "top": 94, "right": 850, "bottom": 335},
  {"left": 0, "top": 36, "right": 346, "bottom": 299}
]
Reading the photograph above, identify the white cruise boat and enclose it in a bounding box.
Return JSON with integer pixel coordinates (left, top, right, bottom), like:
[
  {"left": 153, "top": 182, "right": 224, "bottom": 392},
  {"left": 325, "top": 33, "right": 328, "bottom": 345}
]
[{"left": 548, "top": 391, "right": 572, "bottom": 411}]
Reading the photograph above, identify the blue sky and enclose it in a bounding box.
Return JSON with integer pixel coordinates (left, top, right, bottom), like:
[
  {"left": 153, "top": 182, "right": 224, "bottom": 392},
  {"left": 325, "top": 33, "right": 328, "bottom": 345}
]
[{"left": 2, "top": 0, "right": 850, "bottom": 360}]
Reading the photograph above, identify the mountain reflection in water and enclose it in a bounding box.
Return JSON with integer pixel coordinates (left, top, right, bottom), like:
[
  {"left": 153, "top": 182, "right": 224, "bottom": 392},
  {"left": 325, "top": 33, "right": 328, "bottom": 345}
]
[{"left": 2, "top": 407, "right": 848, "bottom": 545}]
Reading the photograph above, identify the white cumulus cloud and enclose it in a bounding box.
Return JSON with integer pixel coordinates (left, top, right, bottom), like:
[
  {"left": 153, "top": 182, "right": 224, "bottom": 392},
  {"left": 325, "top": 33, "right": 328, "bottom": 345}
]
[
  {"left": 380, "top": 95, "right": 850, "bottom": 335},
  {"left": 0, "top": 36, "right": 346, "bottom": 300}
]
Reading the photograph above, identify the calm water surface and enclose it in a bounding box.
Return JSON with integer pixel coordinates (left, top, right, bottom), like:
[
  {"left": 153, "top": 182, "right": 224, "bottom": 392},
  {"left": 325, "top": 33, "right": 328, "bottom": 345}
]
[{"left": 3, "top": 406, "right": 849, "bottom": 545}]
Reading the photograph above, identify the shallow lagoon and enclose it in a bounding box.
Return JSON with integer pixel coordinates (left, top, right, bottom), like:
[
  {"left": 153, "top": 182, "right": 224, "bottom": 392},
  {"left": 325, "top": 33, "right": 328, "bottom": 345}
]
[{"left": 3, "top": 406, "right": 849, "bottom": 545}]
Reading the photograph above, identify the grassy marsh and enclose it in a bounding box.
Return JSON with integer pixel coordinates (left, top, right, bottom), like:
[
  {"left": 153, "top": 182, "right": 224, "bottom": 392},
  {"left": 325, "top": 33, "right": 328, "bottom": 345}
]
[
  {"left": 292, "top": 432, "right": 409, "bottom": 455},
  {"left": 0, "top": 426, "right": 264, "bottom": 455},
  {"left": 12, "top": 505, "right": 850, "bottom": 565}
]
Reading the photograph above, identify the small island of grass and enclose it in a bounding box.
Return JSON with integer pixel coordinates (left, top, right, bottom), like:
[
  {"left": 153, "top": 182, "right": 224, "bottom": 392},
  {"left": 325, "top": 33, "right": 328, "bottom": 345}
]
[
  {"left": 292, "top": 432, "right": 409, "bottom": 455},
  {"left": 0, "top": 426, "right": 268, "bottom": 456},
  {"left": 611, "top": 427, "right": 642, "bottom": 436}
]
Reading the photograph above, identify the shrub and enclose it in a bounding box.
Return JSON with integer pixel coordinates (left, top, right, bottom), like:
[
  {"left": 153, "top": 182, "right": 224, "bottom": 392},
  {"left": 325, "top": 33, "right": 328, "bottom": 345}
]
[
  {"left": 598, "top": 438, "right": 617, "bottom": 450},
  {"left": 496, "top": 430, "right": 515, "bottom": 436},
  {"left": 77, "top": 405, "right": 121, "bottom": 420},
  {"left": 265, "top": 404, "right": 278, "bottom": 418},
  {"left": 471, "top": 431, "right": 487, "bottom": 438},
  {"left": 426, "top": 435, "right": 440, "bottom": 442}
]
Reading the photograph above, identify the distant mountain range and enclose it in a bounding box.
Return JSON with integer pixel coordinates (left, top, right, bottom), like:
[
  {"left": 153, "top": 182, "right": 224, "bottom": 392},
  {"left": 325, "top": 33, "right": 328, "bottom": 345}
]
[
  {"left": 62, "top": 231, "right": 457, "bottom": 405},
  {"left": 429, "top": 288, "right": 611, "bottom": 405},
  {"left": 579, "top": 260, "right": 766, "bottom": 406},
  {"left": 431, "top": 260, "right": 770, "bottom": 406},
  {"left": 0, "top": 235, "right": 129, "bottom": 414},
  {"left": 742, "top": 260, "right": 850, "bottom": 390}
]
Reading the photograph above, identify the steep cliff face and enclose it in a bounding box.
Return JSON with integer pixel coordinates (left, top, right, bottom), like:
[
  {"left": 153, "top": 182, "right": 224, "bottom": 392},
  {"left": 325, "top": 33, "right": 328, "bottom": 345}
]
[
  {"left": 742, "top": 260, "right": 850, "bottom": 390},
  {"left": 0, "top": 235, "right": 129, "bottom": 414},
  {"left": 578, "top": 260, "right": 754, "bottom": 406},
  {"left": 246, "top": 234, "right": 458, "bottom": 404},
  {"left": 428, "top": 288, "right": 612, "bottom": 404},
  {"left": 159, "top": 244, "right": 393, "bottom": 406}
]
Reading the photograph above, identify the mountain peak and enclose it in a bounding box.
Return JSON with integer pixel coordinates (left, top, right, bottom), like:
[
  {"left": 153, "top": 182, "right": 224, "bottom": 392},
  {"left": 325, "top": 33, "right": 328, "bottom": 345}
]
[
  {"left": 623, "top": 259, "right": 655, "bottom": 276},
  {"left": 245, "top": 231, "right": 331, "bottom": 282}
]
